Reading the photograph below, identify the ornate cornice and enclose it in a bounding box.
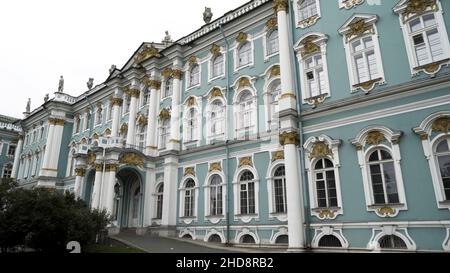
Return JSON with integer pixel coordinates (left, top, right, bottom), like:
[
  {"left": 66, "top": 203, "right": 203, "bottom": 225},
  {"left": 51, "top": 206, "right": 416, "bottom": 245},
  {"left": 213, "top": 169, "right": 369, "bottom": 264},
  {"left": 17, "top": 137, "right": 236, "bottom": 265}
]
[
  {"left": 279, "top": 132, "right": 300, "bottom": 146},
  {"left": 273, "top": 0, "right": 288, "bottom": 13}
]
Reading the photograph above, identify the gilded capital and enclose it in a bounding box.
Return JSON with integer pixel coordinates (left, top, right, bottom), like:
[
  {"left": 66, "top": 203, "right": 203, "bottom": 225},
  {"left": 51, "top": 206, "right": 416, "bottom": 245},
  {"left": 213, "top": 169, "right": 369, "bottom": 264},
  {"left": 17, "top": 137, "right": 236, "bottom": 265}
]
[
  {"left": 172, "top": 69, "right": 183, "bottom": 80},
  {"left": 95, "top": 164, "right": 103, "bottom": 172},
  {"left": 273, "top": 0, "right": 288, "bottom": 13},
  {"left": 129, "top": 88, "right": 140, "bottom": 98},
  {"left": 111, "top": 97, "right": 123, "bottom": 106},
  {"left": 279, "top": 132, "right": 300, "bottom": 146},
  {"left": 149, "top": 80, "right": 161, "bottom": 90},
  {"left": 75, "top": 168, "right": 86, "bottom": 177},
  {"left": 48, "top": 118, "right": 65, "bottom": 126},
  {"left": 105, "top": 164, "right": 118, "bottom": 172}
]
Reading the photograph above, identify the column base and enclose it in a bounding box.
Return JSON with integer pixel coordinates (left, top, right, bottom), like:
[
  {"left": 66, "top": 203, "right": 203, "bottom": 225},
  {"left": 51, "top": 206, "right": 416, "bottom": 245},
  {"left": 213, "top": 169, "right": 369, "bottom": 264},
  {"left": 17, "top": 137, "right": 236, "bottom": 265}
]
[
  {"left": 279, "top": 95, "right": 297, "bottom": 111},
  {"left": 36, "top": 179, "right": 57, "bottom": 188},
  {"left": 167, "top": 140, "right": 180, "bottom": 151},
  {"left": 145, "top": 146, "right": 158, "bottom": 157},
  {"left": 39, "top": 169, "right": 58, "bottom": 177}
]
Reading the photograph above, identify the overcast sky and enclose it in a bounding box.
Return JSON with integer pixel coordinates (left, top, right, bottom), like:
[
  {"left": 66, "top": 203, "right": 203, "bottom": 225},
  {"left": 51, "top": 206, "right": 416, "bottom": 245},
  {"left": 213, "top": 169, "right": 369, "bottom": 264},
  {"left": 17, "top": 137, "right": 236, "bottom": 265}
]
[{"left": 0, "top": 0, "right": 248, "bottom": 119}]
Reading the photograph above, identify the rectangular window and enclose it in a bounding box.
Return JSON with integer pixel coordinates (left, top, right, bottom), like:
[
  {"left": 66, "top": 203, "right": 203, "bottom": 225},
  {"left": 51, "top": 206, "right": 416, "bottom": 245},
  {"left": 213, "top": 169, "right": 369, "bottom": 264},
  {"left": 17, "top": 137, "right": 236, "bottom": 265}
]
[
  {"left": 351, "top": 37, "right": 380, "bottom": 84},
  {"left": 304, "top": 54, "right": 326, "bottom": 97},
  {"left": 299, "top": 0, "right": 318, "bottom": 21}
]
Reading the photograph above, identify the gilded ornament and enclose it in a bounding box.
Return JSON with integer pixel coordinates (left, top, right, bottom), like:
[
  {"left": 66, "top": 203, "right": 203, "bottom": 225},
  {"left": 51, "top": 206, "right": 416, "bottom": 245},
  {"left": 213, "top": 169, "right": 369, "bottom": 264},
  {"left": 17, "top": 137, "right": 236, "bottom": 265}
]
[
  {"left": 432, "top": 117, "right": 450, "bottom": 133},
  {"left": 318, "top": 210, "right": 335, "bottom": 219},
  {"left": 92, "top": 133, "right": 99, "bottom": 140},
  {"left": 272, "top": 0, "right": 288, "bottom": 13},
  {"left": 187, "top": 97, "right": 196, "bottom": 107},
  {"left": 210, "top": 88, "right": 222, "bottom": 98},
  {"left": 404, "top": 0, "right": 437, "bottom": 18},
  {"left": 266, "top": 17, "right": 277, "bottom": 30},
  {"left": 210, "top": 44, "right": 221, "bottom": 56},
  {"left": 309, "top": 142, "right": 333, "bottom": 159},
  {"left": 162, "top": 67, "right": 173, "bottom": 78},
  {"left": 354, "top": 78, "right": 382, "bottom": 92},
  {"left": 137, "top": 115, "right": 148, "bottom": 126},
  {"left": 184, "top": 167, "right": 196, "bottom": 177},
  {"left": 280, "top": 93, "right": 296, "bottom": 100},
  {"left": 377, "top": 207, "right": 396, "bottom": 217},
  {"left": 304, "top": 93, "right": 327, "bottom": 107},
  {"left": 366, "top": 131, "right": 385, "bottom": 146},
  {"left": 188, "top": 56, "right": 198, "bottom": 65},
  {"left": 209, "top": 162, "right": 222, "bottom": 172},
  {"left": 75, "top": 168, "right": 86, "bottom": 177},
  {"left": 120, "top": 123, "right": 128, "bottom": 135},
  {"left": 423, "top": 62, "right": 441, "bottom": 74},
  {"left": 346, "top": 19, "right": 374, "bottom": 43},
  {"left": 279, "top": 132, "right": 300, "bottom": 146},
  {"left": 239, "top": 157, "right": 253, "bottom": 168},
  {"left": 341, "top": 0, "right": 364, "bottom": 9},
  {"left": 419, "top": 133, "right": 429, "bottom": 140},
  {"left": 172, "top": 69, "right": 183, "bottom": 80},
  {"left": 298, "top": 14, "right": 320, "bottom": 29},
  {"left": 149, "top": 80, "right": 161, "bottom": 90},
  {"left": 48, "top": 118, "right": 65, "bottom": 126},
  {"left": 301, "top": 38, "right": 321, "bottom": 57},
  {"left": 269, "top": 65, "right": 280, "bottom": 78},
  {"left": 95, "top": 164, "right": 103, "bottom": 172},
  {"left": 271, "top": 151, "right": 284, "bottom": 162},
  {"left": 111, "top": 97, "right": 123, "bottom": 106},
  {"left": 238, "top": 77, "right": 251, "bottom": 89},
  {"left": 105, "top": 164, "right": 118, "bottom": 172},
  {"left": 120, "top": 153, "right": 144, "bottom": 167},
  {"left": 159, "top": 108, "right": 171, "bottom": 120},
  {"left": 129, "top": 88, "right": 140, "bottom": 98},
  {"left": 236, "top": 32, "right": 248, "bottom": 43},
  {"left": 135, "top": 44, "right": 161, "bottom": 64}
]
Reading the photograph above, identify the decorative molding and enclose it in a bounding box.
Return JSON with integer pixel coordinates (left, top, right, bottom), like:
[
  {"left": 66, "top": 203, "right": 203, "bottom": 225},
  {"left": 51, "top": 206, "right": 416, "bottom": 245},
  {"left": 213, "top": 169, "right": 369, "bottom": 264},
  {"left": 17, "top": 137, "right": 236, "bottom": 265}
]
[
  {"left": 266, "top": 17, "right": 277, "bottom": 29},
  {"left": 340, "top": 0, "right": 364, "bottom": 10},
  {"left": 271, "top": 151, "right": 284, "bottom": 162},
  {"left": 188, "top": 56, "right": 198, "bottom": 66},
  {"left": 162, "top": 67, "right": 173, "bottom": 78},
  {"left": 120, "top": 152, "right": 144, "bottom": 167},
  {"left": 432, "top": 116, "right": 450, "bottom": 133},
  {"left": 402, "top": 0, "right": 438, "bottom": 22},
  {"left": 238, "top": 77, "right": 251, "bottom": 89},
  {"left": 366, "top": 130, "right": 386, "bottom": 145},
  {"left": 304, "top": 93, "right": 328, "bottom": 107},
  {"left": 159, "top": 108, "right": 171, "bottom": 121},
  {"left": 272, "top": 0, "right": 288, "bottom": 13},
  {"left": 298, "top": 14, "right": 320, "bottom": 29},
  {"left": 300, "top": 38, "right": 321, "bottom": 58},
  {"left": 209, "top": 162, "right": 222, "bottom": 172},
  {"left": 236, "top": 32, "right": 248, "bottom": 43},
  {"left": 317, "top": 209, "right": 336, "bottom": 220},
  {"left": 353, "top": 77, "right": 383, "bottom": 93},
  {"left": 238, "top": 156, "right": 253, "bottom": 168},
  {"left": 346, "top": 18, "right": 375, "bottom": 43},
  {"left": 75, "top": 168, "right": 86, "bottom": 177},
  {"left": 269, "top": 65, "right": 280, "bottom": 78},
  {"left": 210, "top": 87, "right": 223, "bottom": 98},
  {"left": 210, "top": 44, "right": 221, "bottom": 56},
  {"left": 135, "top": 44, "right": 161, "bottom": 63},
  {"left": 184, "top": 167, "right": 196, "bottom": 177},
  {"left": 172, "top": 69, "right": 183, "bottom": 80},
  {"left": 279, "top": 132, "right": 300, "bottom": 146},
  {"left": 375, "top": 207, "right": 398, "bottom": 218},
  {"left": 309, "top": 141, "right": 333, "bottom": 159}
]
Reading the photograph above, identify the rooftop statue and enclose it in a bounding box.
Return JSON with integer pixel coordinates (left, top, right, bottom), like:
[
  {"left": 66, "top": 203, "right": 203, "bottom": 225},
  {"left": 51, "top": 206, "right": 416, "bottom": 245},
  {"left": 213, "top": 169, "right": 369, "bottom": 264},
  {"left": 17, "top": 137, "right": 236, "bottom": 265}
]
[{"left": 58, "top": 75, "right": 64, "bottom": 92}]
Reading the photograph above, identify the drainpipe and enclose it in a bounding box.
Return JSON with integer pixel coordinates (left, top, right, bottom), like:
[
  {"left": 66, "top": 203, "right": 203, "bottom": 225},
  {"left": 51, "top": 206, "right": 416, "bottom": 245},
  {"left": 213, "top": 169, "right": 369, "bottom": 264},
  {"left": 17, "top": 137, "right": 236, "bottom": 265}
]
[
  {"left": 219, "top": 23, "right": 232, "bottom": 246},
  {"left": 288, "top": 0, "right": 311, "bottom": 247}
]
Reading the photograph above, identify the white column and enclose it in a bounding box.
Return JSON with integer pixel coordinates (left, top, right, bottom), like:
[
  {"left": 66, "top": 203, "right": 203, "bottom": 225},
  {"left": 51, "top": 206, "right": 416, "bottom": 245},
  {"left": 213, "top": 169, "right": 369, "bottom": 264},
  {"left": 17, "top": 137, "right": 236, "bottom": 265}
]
[
  {"left": 161, "top": 155, "right": 178, "bottom": 226},
  {"left": 91, "top": 164, "right": 103, "bottom": 209},
  {"left": 39, "top": 120, "right": 55, "bottom": 177},
  {"left": 103, "top": 164, "right": 118, "bottom": 215},
  {"left": 167, "top": 69, "right": 182, "bottom": 151},
  {"left": 47, "top": 119, "right": 65, "bottom": 174},
  {"left": 145, "top": 80, "right": 161, "bottom": 156},
  {"left": 111, "top": 98, "right": 122, "bottom": 138},
  {"left": 126, "top": 88, "right": 140, "bottom": 146},
  {"left": 11, "top": 136, "right": 24, "bottom": 179},
  {"left": 74, "top": 168, "right": 86, "bottom": 199},
  {"left": 143, "top": 163, "right": 156, "bottom": 227},
  {"left": 276, "top": 0, "right": 297, "bottom": 111}
]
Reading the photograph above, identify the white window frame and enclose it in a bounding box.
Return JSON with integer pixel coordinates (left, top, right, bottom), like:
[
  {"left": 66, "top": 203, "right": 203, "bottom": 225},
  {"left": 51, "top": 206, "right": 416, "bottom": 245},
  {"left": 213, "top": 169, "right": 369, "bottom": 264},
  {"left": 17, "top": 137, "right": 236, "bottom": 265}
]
[
  {"left": 262, "top": 66, "right": 281, "bottom": 132},
  {"left": 351, "top": 126, "right": 407, "bottom": 217},
  {"left": 233, "top": 36, "right": 255, "bottom": 72},
  {"left": 232, "top": 162, "right": 259, "bottom": 223},
  {"left": 338, "top": 14, "right": 386, "bottom": 93},
  {"left": 186, "top": 63, "right": 201, "bottom": 90},
  {"left": 368, "top": 226, "right": 416, "bottom": 251},
  {"left": 182, "top": 99, "right": 202, "bottom": 147},
  {"left": 311, "top": 227, "right": 349, "bottom": 248},
  {"left": 394, "top": 0, "right": 450, "bottom": 76},
  {"left": 178, "top": 175, "right": 199, "bottom": 224},
  {"left": 294, "top": 0, "right": 322, "bottom": 29},
  {"left": 161, "top": 77, "right": 173, "bottom": 99},
  {"left": 206, "top": 93, "right": 226, "bottom": 144},
  {"left": 209, "top": 50, "right": 226, "bottom": 82},
  {"left": 263, "top": 29, "right": 279, "bottom": 60},
  {"left": 154, "top": 182, "right": 164, "bottom": 220},
  {"left": 413, "top": 111, "right": 450, "bottom": 210},
  {"left": 266, "top": 159, "right": 288, "bottom": 222},
  {"left": 232, "top": 77, "right": 257, "bottom": 139},
  {"left": 136, "top": 124, "right": 147, "bottom": 150},
  {"left": 304, "top": 135, "right": 344, "bottom": 220},
  {"left": 158, "top": 118, "right": 170, "bottom": 150},
  {"left": 204, "top": 170, "right": 226, "bottom": 224}
]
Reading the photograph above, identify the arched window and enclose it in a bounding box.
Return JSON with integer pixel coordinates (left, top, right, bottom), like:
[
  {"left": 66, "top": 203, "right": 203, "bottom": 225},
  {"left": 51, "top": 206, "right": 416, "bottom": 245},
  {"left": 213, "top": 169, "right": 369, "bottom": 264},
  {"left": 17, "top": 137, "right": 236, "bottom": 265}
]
[
  {"left": 238, "top": 90, "right": 254, "bottom": 131},
  {"left": 314, "top": 158, "right": 337, "bottom": 208},
  {"left": 378, "top": 235, "right": 407, "bottom": 250},
  {"left": 239, "top": 170, "right": 255, "bottom": 215},
  {"left": 269, "top": 80, "right": 281, "bottom": 127},
  {"left": 318, "top": 235, "right": 342, "bottom": 248},
  {"left": 209, "top": 175, "right": 223, "bottom": 216},
  {"left": 273, "top": 166, "right": 287, "bottom": 213},
  {"left": 241, "top": 234, "right": 255, "bottom": 244},
  {"left": 164, "top": 77, "right": 173, "bottom": 98},
  {"left": 212, "top": 54, "right": 224, "bottom": 78},
  {"left": 123, "top": 96, "right": 131, "bottom": 114},
  {"left": 435, "top": 137, "right": 450, "bottom": 200},
  {"left": 189, "top": 65, "right": 200, "bottom": 87},
  {"left": 267, "top": 30, "right": 279, "bottom": 56},
  {"left": 368, "top": 149, "right": 399, "bottom": 205},
  {"left": 275, "top": 235, "right": 288, "bottom": 244},
  {"left": 155, "top": 183, "right": 164, "bottom": 219},
  {"left": 159, "top": 119, "right": 170, "bottom": 149},
  {"left": 186, "top": 108, "right": 198, "bottom": 142},
  {"left": 298, "top": 0, "right": 318, "bottom": 21},
  {"left": 238, "top": 42, "right": 252, "bottom": 67},
  {"left": 74, "top": 116, "right": 80, "bottom": 134},
  {"left": 184, "top": 179, "right": 196, "bottom": 217},
  {"left": 208, "top": 234, "right": 222, "bottom": 243},
  {"left": 210, "top": 99, "right": 225, "bottom": 138},
  {"left": 137, "top": 125, "right": 147, "bottom": 150}
]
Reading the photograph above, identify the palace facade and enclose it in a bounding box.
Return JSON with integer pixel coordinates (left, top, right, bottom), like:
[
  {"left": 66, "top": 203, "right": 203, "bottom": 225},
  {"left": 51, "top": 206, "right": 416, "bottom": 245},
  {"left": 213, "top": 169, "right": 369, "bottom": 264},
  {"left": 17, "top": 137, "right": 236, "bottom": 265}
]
[{"left": 10, "top": 0, "right": 450, "bottom": 252}]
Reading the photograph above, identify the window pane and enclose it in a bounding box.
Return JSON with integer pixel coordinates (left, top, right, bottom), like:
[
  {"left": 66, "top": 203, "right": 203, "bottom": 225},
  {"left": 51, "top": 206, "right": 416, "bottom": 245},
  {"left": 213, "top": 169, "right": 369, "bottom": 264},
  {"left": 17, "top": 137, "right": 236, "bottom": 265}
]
[
  {"left": 369, "top": 151, "right": 379, "bottom": 162},
  {"left": 383, "top": 162, "right": 399, "bottom": 203},
  {"left": 380, "top": 149, "right": 392, "bottom": 160},
  {"left": 427, "top": 29, "right": 444, "bottom": 61},
  {"left": 367, "top": 50, "right": 378, "bottom": 79},
  {"left": 324, "top": 158, "right": 333, "bottom": 168},
  {"left": 315, "top": 159, "right": 324, "bottom": 169},
  {"left": 438, "top": 155, "right": 450, "bottom": 200},
  {"left": 423, "top": 14, "right": 436, "bottom": 27},
  {"left": 436, "top": 139, "right": 450, "bottom": 153},
  {"left": 363, "top": 37, "right": 374, "bottom": 49},
  {"left": 409, "top": 18, "right": 422, "bottom": 33},
  {"left": 352, "top": 40, "right": 363, "bottom": 53},
  {"left": 355, "top": 54, "right": 368, "bottom": 83}
]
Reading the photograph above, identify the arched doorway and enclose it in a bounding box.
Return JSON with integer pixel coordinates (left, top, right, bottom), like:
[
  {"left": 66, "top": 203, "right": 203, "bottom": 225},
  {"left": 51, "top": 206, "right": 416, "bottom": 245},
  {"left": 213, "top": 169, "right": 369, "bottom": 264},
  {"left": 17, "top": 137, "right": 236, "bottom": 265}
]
[
  {"left": 116, "top": 167, "right": 143, "bottom": 228},
  {"left": 83, "top": 169, "right": 96, "bottom": 207}
]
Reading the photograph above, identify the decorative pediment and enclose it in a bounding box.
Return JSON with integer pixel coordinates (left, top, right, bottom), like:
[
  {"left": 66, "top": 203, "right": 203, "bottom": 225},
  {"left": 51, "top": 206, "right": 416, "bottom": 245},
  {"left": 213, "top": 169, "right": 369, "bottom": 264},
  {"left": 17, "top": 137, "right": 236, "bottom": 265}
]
[
  {"left": 300, "top": 37, "right": 321, "bottom": 57},
  {"left": 394, "top": 0, "right": 438, "bottom": 23},
  {"left": 135, "top": 44, "right": 161, "bottom": 64},
  {"left": 351, "top": 126, "right": 403, "bottom": 148},
  {"left": 120, "top": 152, "right": 144, "bottom": 167},
  {"left": 338, "top": 14, "right": 378, "bottom": 43}
]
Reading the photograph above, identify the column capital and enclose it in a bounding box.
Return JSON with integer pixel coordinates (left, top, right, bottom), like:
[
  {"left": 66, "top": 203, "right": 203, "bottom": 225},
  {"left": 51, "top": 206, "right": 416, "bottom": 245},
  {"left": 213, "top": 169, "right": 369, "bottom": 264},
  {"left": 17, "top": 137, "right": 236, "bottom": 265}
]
[
  {"left": 279, "top": 131, "right": 300, "bottom": 146},
  {"left": 125, "top": 88, "right": 140, "bottom": 98},
  {"left": 172, "top": 69, "right": 183, "bottom": 80},
  {"left": 105, "top": 163, "right": 118, "bottom": 172},
  {"left": 273, "top": 0, "right": 288, "bottom": 13},
  {"left": 95, "top": 164, "right": 103, "bottom": 172},
  {"left": 110, "top": 97, "right": 123, "bottom": 106},
  {"left": 75, "top": 168, "right": 86, "bottom": 177},
  {"left": 48, "top": 118, "right": 65, "bottom": 126}
]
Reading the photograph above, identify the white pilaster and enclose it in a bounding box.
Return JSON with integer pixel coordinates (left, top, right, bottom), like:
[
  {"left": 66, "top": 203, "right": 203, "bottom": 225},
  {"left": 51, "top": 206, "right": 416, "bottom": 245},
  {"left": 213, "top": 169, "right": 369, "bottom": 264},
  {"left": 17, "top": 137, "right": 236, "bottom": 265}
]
[
  {"left": 145, "top": 80, "right": 161, "bottom": 156},
  {"left": 126, "top": 86, "right": 140, "bottom": 146},
  {"left": 167, "top": 68, "right": 182, "bottom": 151},
  {"left": 74, "top": 168, "right": 86, "bottom": 199},
  {"left": 91, "top": 164, "right": 103, "bottom": 209},
  {"left": 103, "top": 165, "right": 118, "bottom": 215},
  {"left": 48, "top": 120, "right": 65, "bottom": 174},
  {"left": 143, "top": 163, "right": 156, "bottom": 227},
  {"left": 39, "top": 120, "right": 56, "bottom": 177},
  {"left": 161, "top": 155, "right": 178, "bottom": 226},
  {"left": 11, "top": 136, "right": 23, "bottom": 179},
  {"left": 111, "top": 98, "right": 122, "bottom": 138}
]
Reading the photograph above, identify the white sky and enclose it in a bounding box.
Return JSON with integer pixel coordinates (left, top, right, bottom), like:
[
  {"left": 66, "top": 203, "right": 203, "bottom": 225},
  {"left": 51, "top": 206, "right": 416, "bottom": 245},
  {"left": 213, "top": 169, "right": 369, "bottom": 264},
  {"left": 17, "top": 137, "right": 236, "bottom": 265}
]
[{"left": 0, "top": 0, "right": 248, "bottom": 119}]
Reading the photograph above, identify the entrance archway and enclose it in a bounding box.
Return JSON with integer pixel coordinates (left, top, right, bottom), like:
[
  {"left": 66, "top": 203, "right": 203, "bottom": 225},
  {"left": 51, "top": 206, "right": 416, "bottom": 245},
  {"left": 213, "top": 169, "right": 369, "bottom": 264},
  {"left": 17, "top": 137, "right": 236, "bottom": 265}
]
[{"left": 115, "top": 167, "right": 143, "bottom": 228}]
